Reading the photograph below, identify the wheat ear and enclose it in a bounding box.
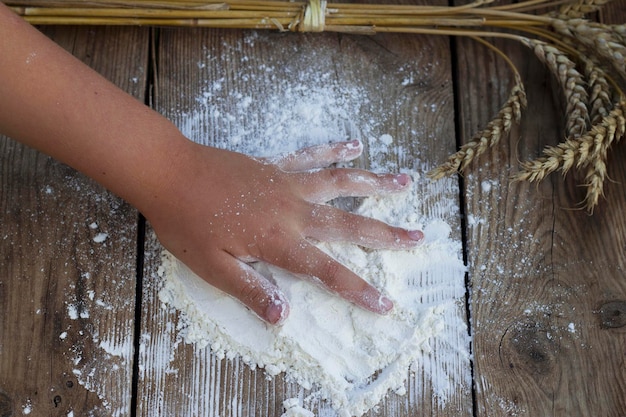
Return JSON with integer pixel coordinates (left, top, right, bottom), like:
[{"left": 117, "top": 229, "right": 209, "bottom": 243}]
[
  {"left": 612, "top": 24, "right": 626, "bottom": 45},
  {"left": 555, "top": 34, "right": 615, "bottom": 124},
  {"left": 520, "top": 37, "right": 590, "bottom": 139},
  {"left": 554, "top": 0, "right": 614, "bottom": 19},
  {"left": 514, "top": 99, "right": 625, "bottom": 211},
  {"left": 581, "top": 55, "right": 614, "bottom": 124},
  {"left": 553, "top": 19, "right": 626, "bottom": 79},
  {"left": 514, "top": 137, "right": 584, "bottom": 182},
  {"left": 582, "top": 99, "right": 626, "bottom": 211},
  {"left": 428, "top": 74, "right": 526, "bottom": 179}
]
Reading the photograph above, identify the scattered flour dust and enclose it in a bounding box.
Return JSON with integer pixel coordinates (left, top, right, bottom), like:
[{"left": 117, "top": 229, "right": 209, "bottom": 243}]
[
  {"left": 160, "top": 177, "right": 464, "bottom": 416},
  {"left": 158, "top": 32, "right": 469, "bottom": 417},
  {"left": 282, "top": 398, "right": 316, "bottom": 417}
]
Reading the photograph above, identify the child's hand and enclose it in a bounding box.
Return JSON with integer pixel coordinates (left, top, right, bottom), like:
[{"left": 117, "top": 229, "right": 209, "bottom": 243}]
[
  {"left": 146, "top": 140, "right": 424, "bottom": 325},
  {"left": 0, "top": 4, "right": 423, "bottom": 325}
]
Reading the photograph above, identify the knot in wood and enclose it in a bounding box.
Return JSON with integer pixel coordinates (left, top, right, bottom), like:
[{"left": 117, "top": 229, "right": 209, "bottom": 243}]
[
  {"left": 599, "top": 300, "right": 626, "bottom": 329},
  {"left": 296, "top": 0, "right": 326, "bottom": 32},
  {"left": 504, "top": 322, "right": 557, "bottom": 377}
]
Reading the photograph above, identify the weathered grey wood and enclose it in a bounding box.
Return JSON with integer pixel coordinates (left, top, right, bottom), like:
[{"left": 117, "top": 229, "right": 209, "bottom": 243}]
[
  {"left": 457, "top": 3, "right": 626, "bottom": 416},
  {"left": 138, "top": 22, "right": 472, "bottom": 417},
  {"left": 0, "top": 26, "right": 149, "bottom": 417}
]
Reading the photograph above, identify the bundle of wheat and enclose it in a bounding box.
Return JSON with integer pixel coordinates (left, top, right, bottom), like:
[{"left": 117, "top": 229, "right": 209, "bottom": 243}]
[{"left": 7, "top": 0, "right": 625, "bottom": 211}]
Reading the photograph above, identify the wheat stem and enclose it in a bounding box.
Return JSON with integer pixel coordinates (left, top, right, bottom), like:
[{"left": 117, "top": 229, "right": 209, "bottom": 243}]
[{"left": 11, "top": 0, "right": 624, "bottom": 212}]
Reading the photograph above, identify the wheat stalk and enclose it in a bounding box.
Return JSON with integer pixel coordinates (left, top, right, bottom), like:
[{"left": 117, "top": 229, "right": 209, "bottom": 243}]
[{"left": 8, "top": 0, "right": 624, "bottom": 212}]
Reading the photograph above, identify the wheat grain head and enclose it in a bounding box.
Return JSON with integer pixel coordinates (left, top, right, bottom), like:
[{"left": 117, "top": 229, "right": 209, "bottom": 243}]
[
  {"left": 428, "top": 74, "right": 526, "bottom": 179},
  {"left": 520, "top": 38, "right": 591, "bottom": 139}
]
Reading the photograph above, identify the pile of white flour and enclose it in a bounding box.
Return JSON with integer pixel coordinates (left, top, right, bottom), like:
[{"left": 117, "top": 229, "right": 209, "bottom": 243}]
[
  {"left": 158, "top": 32, "right": 468, "bottom": 417},
  {"left": 159, "top": 174, "right": 462, "bottom": 416}
]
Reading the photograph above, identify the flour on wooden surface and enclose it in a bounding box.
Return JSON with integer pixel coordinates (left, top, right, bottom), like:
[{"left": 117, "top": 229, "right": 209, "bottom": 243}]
[
  {"left": 160, "top": 170, "right": 463, "bottom": 416},
  {"left": 157, "top": 33, "right": 470, "bottom": 416},
  {"left": 282, "top": 398, "right": 316, "bottom": 417},
  {"left": 50, "top": 184, "right": 137, "bottom": 417},
  {"left": 21, "top": 399, "right": 32, "bottom": 415}
]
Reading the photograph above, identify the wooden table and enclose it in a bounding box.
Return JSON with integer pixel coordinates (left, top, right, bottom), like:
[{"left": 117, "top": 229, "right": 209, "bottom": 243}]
[{"left": 2, "top": 1, "right": 625, "bottom": 416}]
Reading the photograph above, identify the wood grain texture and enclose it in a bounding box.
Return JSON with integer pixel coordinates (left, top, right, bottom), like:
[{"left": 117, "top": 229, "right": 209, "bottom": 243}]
[
  {"left": 138, "top": 23, "right": 472, "bottom": 417},
  {"left": 0, "top": 26, "right": 149, "bottom": 417},
  {"left": 456, "top": 3, "right": 626, "bottom": 416}
]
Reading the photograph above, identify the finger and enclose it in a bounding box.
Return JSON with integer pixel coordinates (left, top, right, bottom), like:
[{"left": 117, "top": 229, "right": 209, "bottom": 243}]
[
  {"left": 305, "top": 204, "right": 424, "bottom": 249},
  {"left": 202, "top": 251, "right": 290, "bottom": 325},
  {"left": 298, "top": 169, "right": 412, "bottom": 202},
  {"left": 270, "top": 241, "right": 393, "bottom": 314},
  {"left": 264, "top": 140, "right": 363, "bottom": 172}
]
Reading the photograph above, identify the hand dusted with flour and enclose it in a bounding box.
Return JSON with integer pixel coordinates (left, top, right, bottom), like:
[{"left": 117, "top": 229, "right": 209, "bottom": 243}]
[
  {"left": 150, "top": 140, "right": 424, "bottom": 325},
  {"left": 159, "top": 169, "right": 467, "bottom": 416},
  {"left": 0, "top": 3, "right": 422, "bottom": 326},
  {"left": 153, "top": 29, "right": 470, "bottom": 417}
]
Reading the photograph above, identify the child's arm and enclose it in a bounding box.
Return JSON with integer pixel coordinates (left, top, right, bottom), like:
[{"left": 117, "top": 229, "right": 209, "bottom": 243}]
[{"left": 0, "top": 3, "right": 423, "bottom": 324}]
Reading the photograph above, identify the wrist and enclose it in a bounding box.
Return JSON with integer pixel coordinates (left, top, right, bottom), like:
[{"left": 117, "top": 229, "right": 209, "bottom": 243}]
[{"left": 99, "top": 116, "right": 198, "bottom": 218}]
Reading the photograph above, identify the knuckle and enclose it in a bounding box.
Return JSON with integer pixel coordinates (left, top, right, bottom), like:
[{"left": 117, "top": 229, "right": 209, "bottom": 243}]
[
  {"left": 327, "top": 168, "right": 346, "bottom": 185},
  {"left": 379, "top": 226, "right": 409, "bottom": 249},
  {"left": 388, "top": 226, "right": 404, "bottom": 243},
  {"left": 257, "top": 230, "right": 300, "bottom": 266},
  {"left": 319, "top": 260, "right": 343, "bottom": 289},
  {"left": 266, "top": 222, "right": 285, "bottom": 240},
  {"left": 239, "top": 278, "right": 269, "bottom": 307},
  {"left": 279, "top": 153, "right": 298, "bottom": 170}
]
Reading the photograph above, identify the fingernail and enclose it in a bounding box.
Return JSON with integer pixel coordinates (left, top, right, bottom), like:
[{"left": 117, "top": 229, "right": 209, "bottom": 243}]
[
  {"left": 408, "top": 230, "right": 424, "bottom": 242},
  {"left": 379, "top": 296, "right": 394, "bottom": 313},
  {"left": 265, "top": 298, "right": 289, "bottom": 325},
  {"left": 346, "top": 139, "right": 362, "bottom": 149},
  {"left": 394, "top": 173, "right": 411, "bottom": 187}
]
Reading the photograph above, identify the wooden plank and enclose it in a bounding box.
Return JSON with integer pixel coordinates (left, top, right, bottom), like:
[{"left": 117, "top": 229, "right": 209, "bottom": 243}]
[
  {"left": 138, "top": 23, "right": 472, "bottom": 417},
  {"left": 457, "top": 3, "right": 626, "bottom": 416},
  {"left": 0, "top": 26, "right": 149, "bottom": 416}
]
